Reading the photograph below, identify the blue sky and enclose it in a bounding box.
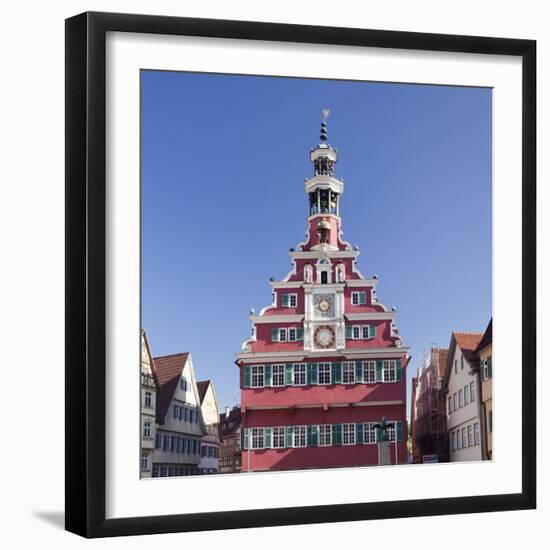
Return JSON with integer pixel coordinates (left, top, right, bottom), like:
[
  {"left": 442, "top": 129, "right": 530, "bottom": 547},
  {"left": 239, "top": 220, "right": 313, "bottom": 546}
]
[{"left": 141, "top": 70, "right": 492, "bottom": 416}]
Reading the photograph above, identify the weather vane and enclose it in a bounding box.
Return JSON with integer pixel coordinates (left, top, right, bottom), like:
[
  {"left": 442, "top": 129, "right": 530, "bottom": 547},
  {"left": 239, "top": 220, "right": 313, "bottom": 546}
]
[{"left": 322, "top": 108, "right": 330, "bottom": 123}]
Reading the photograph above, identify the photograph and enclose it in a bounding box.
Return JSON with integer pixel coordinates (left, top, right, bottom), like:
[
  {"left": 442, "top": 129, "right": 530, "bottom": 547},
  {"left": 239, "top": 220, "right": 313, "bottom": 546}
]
[{"left": 139, "top": 70, "right": 493, "bottom": 478}]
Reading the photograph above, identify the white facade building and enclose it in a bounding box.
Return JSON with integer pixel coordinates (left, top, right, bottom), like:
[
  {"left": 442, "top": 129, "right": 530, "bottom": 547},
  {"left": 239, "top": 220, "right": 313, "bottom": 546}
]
[
  {"left": 152, "top": 352, "right": 207, "bottom": 477},
  {"left": 197, "top": 380, "right": 221, "bottom": 474},
  {"left": 443, "top": 332, "right": 485, "bottom": 462},
  {"left": 140, "top": 331, "right": 157, "bottom": 478}
]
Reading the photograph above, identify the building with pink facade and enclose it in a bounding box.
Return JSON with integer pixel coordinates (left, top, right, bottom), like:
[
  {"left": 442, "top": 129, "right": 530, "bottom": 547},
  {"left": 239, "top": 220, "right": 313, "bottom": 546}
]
[{"left": 236, "top": 112, "right": 410, "bottom": 472}]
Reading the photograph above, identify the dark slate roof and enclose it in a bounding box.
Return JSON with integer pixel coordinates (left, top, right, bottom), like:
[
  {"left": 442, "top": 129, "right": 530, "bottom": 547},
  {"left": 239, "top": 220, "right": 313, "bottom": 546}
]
[
  {"left": 153, "top": 353, "right": 189, "bottom": 424},
  {"left": 475, "top": 319, "right": 493, "bottom": 353},
  {"left": 196, "top": 380, "right": 210, "bottom": 405}
]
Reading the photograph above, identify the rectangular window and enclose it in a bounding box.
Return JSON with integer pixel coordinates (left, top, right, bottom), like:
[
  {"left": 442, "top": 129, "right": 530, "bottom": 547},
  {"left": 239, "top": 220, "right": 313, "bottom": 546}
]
[
  {"left": 351, "top": 291, "right": 366, "bottom": 305},
  {"left": 462, "top": 428, "right": 466, "bottom": 449},
  {"left": 342, "top": 423, "right": 356, "bottom": 445},
  {"left": 451, "top": 431, "right": 456, "bottom": 451},
  {"left": 155, "top": 434, "right": 162, "bottom": 449},
  {"left": 272, "top": 427, "right": 285, "bottom": 448},
  {"left": 470, "top": 381, "right": 476, "bottom": 402},
  {"left": 141, "top": 453, "right": 149, "bottom": 471},
  {"left": 361, "top": 325, "right": 374, "bottom": 339},
  {"left": 352, "top": 325, "right": 360, "bottom": 339},
  {"left": 488, "top": 410, "right": 493, "bottom": 432},
  {"left": 173, "top": 404, "right": 179, "bottom": 419},
  {"left": 293, "top": 426, "right": 307, "bottom": 447},
  {"left": 282, "top": 293, "right": 297, "bottom": 307},
  {"left": 448, "top": 396, "right": 453, "bottom": 415},
  {"left": 180, "top": 377, "right": 187, "bottom": 391},
  {"left": 453, "top": 393, "right": 457, "bottom": 411},
  {"left": 288, "top": 328, "right": 297, "bottom": 342},
  {"left": 464, "top": 384, "right": 470, "bottom": 405},
  {"left": 160, "top": 466, "right": 167, "bottom": 477},
  {"left": 457, "top": 429, "right": 462, "bottom": 450},
  {"left": 461, "top": 355, "right": 464, "bottom": 370},
  {"left": 383, "top": 360, "right": 397, "bottom": 382},
  {"left": 458, "top": 389, "right": 463, "bottom": 408},
  {"left": 386, "top": 422, "right": 396, "bottom": 442},
  {"left": 318, "top": 363, "right": 331, "bottom": 385},
  {"left": 342, "top": 362, "right": 356, "bottom": 384},
  {"left": 251, "top": 365, "right": 265, "bottom": 387},
  {"left": 272, "top": 364, "right": 285, "bottom": 386},
  {"left": 321, "top": 271, "right": 328, "bottom": 284},
  {"left": 279, "top": 328, "right": 287, "bottom": 342},
  {"left": 364, "top": 422, "right": 377, "bottom": 444},
  {"left": 251, "top": 428, "right": 264, "bottom": 449},
  {"left": 319, "top": 424, "right": 332, "bottom": 446},
  {"left": 474, "top": 423, "right": 480, "bottom": 445},
  {"left": 467, "top": 425, "right": 473, "bottom": 447},
  {"left": 144, "top": 391, "right": 152, "bottom": 408},
  {"left": 364, "top": 361, "right": 376, "bottom": 383},
  {"left": 143, "top": 420, "right": 151, "bottom": 439},
  {"left": 293, "top": 364, "right": 306, "bottom": 385},
  {"left": 454, "top": 359, "right": 457, "bottom": 374},
  {"left": 163, "top": 435, "right": 170, "bottom": 451}
]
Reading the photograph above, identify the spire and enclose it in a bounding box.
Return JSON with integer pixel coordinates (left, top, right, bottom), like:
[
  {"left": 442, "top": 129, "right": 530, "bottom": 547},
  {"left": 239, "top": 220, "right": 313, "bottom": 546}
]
[{"left": 320, "top": 109, "right": 330, "bottom": 142}]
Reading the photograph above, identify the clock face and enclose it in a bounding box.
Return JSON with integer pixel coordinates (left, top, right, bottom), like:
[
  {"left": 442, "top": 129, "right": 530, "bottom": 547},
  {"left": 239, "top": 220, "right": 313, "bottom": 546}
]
[
  {"left": 314, "top": 294, "right": 334, "bottom": 317},
  {"left": 314, "top": 325, "right": 335, "bottom": 348}
]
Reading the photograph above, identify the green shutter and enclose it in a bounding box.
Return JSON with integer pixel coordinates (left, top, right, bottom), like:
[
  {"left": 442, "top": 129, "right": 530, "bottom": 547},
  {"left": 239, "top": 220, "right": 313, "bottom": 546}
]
[
  {"left": 375, "top": 361, "right": 384, "bottom": 383},
  {"left": 332, "top": 362, "right": 342, "bottom": 384},
  {"left": 396, "top": 421, "right": 403, "bottom": 442},
  {"left": 369, "top": 325, "right": 376, "bottom": 338},
  {"left": 307, "top": 425, "right": 319, "bottom": 446},
  {"left": 396, "top": 359, "right": 403, "bottom": 381},
  {"left": 296, "top": 327, "right": 304, "bottom": 341},
  {"left": 307, "top": 363, "right": 318, "bottom": 385},
  {"left": 355, "top": 361, "right": 364, "bottom": 383},
  {"left": 332, "top": 424, "right": 342, "bottom": 446},
  {"left": 243, "top": 428, "right": 249, "bottom": 449},
  {"left": 282, "top": 294, "right": 289, "bottom": 307},
  {"left": 359, "top": 292, "right": 366, "bottom": 305},
  {"left": 285, "top": 364, "right": 293, "bottom": 385},
  {"left": 264, "top": 427, "right": 272, "bottom": 448},
  {"left": 265, "top": 364, "right": 272, "bottom": 386},
  {"left": 356, "top": 423, "right": 364, "bottom": 444},
  {"left": 375, "top": 425, "right": 381, "bottom": 442},
  {"left": 307, "top": 425, "right": 313, "bottom": 446},
  {"left": 286, "top": 426, "right": 294, "bottom": 447},
  {"left": 271, "top": 328, "right": 279, "bottom": 342},
  {"left": 243, "top": 366, "right": 251, "bottom": 387},
  {"left": 345, "top": 325, "right": 353, "bottom": 339}
]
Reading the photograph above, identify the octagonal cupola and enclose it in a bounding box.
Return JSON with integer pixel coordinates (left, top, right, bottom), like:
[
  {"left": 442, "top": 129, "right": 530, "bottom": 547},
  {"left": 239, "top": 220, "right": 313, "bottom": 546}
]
[{"left": 305, "top": 109, "right": 344, "bottom": 217}]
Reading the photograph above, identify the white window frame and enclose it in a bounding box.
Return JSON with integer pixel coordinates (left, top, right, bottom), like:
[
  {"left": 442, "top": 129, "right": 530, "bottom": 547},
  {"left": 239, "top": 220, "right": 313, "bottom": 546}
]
[
  {"left": 319, "top": 424, "right": 332, "bottom": 446},
  {"left": 364, "top": 361, "right": 376, "bottom": 383},
  {"left": 470, "top": 381, "right": 476, "bottom": 402},
  {"left": 293, "top": 425, "right": 307, "bottom": 448},
  {"left": 144, "top": 391, "right": 152, "bottom": 408},
  {"left": 453, "top": 393, "right": 457, "bottom": 411},
  {"left": 386, "top": 422, "right": 396, "bottom": 442},
  {"left": 342, "top": 362, "right": 356, "bottom": 384},
  {"left": 318, "top": 362, "right": 331, "bottom": 385},
  {"left": 467, "top": 425, "right": 473, "bottom": 447},
  {"left": 361, "top": 325, "right": 371, "bottom": 339},
  {"left": 251, "top": 427, "right": 265, "bottom": 449},
  {"left": 474, "top": 422, "right": 480, "bottom": 445},
  {"left": 352, "top": 325, "right": 360, "bottom": 340},
  {"left": 448, "top": 396, "right": 453, "bottom": 415},
  {"left": 251, "top": 365, "right": 265, "bottom": 388},
  {"left": 141, "top": 452, "right": 149, "bottom": 471},
  {"left": 272, "top": 427, "right": 285, "bottom": 448},
  {"left": 364, "top": 422, "right": 377, "bottom": 444},
  {"left": 282, "top": 293, "right": 297, "bottom": 308},
  {"left": 383, "top": 360, "right": 397, "bottom": 382},
  {"left": 143, "top": 420, "right": 151, "bottom": 439},
  {"left": 351, "top": 291, "right": 365, "bottom": 305},
  {"left": 293, "top": 363, "right": 307, "bottom": 386},
  {"left": 342, "top": 423, "right": 356, "bottom": 445},
  {"left": 279, "top": 328, "right": 287, "bottom": 342},
  {"left": 271, "top": 364, "right": 285, "bottom": 387},
  {"left": 458, "top": 389, "right": 463, "bottom": 408},
  {"left": 464, "top": 384, "right": 470, "bottom": 405},
  {"left": 288, "top": 328, "right": 297, "bottom": 342},
  {"left": 462, "top": 427, "right": 466, "bottom": 449}
]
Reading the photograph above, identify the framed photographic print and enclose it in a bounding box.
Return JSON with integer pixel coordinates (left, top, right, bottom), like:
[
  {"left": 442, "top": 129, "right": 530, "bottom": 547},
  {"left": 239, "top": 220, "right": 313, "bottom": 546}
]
[{"left": 65, "top": 11, "right": 536, "bottom": 538}]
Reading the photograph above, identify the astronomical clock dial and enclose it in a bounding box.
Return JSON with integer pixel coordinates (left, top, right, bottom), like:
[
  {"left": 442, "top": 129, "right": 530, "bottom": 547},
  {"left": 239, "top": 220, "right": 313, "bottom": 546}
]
[
  {"left": 313, "top": 294, "right": 334, "bottom": 317},
  {"left": 314, "top": 325, "right": 335, "bottom": 349}
]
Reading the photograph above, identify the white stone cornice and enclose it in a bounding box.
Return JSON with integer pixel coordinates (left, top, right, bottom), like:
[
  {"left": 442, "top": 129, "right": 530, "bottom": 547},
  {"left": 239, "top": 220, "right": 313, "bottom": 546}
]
[
  {"left": 270, "top": 281, "right": 303, "bottom": 289},
  {"left": 249, "top": 314, "right": 304, "bottom": 324},
  {"left": 346, "top": 278, "right": 378, "bottom": 287},
  {"left": 345, "top": 312, "right": 396, "bottom": 321},
  {"left": 235, "top": 346, "right": 410, "bottom": 363},
  {"left": 289, "top": 250, "right": 359, "bottom": 260}
]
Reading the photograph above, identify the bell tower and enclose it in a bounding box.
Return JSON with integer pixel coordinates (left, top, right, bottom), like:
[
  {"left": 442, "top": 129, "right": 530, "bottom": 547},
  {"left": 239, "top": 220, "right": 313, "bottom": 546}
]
[{"left": 304, "top": 110, "right": 344, "bottom": 251}]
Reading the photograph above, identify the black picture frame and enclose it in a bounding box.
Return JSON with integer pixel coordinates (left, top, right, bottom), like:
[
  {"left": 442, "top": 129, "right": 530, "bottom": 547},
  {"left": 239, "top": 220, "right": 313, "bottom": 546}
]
[{"left": 65, "top": 11, "right": 536, "bottom": 538}]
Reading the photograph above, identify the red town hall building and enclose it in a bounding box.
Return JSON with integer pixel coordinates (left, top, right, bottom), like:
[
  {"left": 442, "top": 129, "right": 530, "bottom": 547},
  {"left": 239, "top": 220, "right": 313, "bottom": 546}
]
[{"left": 236, "top": 113, "right": 410, "bottom": 472}]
